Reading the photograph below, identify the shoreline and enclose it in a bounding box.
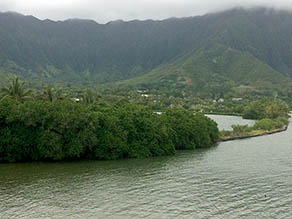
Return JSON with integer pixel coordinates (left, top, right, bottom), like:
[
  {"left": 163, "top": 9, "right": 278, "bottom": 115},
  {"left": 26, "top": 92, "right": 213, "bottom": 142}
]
[
  {"left": 219, "top": 125, "right": 288, "bottom": 142},
  {"left": 204, "top": 112, "right": 242, "bottom": 117}
]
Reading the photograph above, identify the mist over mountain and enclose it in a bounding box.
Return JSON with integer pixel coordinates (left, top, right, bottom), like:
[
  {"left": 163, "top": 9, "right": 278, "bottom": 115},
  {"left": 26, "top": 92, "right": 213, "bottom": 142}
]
[
  {"left": 1, "top": 8, "right": 292, "bottom": 95},
  {"left": 2, "top": 0, "right": 292, "bottom": 23}
]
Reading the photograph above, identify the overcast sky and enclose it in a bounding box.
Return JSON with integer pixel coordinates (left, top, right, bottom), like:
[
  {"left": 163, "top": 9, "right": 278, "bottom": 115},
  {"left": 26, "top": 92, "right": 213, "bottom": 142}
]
[{"left": 0, "top": 0, "right": 291, "bottom": 23}]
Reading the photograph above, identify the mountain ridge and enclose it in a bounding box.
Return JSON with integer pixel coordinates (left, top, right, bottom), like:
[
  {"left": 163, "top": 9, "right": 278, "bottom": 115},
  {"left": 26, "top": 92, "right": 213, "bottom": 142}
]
[{"left": 0, "top": 8, "right": 292, "bottom": 96}]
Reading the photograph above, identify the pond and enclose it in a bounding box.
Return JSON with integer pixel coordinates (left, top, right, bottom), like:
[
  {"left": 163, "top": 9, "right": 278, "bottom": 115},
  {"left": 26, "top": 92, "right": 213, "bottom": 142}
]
[{"left": 206, "top": 114, "right": 255, "bottom": 130}]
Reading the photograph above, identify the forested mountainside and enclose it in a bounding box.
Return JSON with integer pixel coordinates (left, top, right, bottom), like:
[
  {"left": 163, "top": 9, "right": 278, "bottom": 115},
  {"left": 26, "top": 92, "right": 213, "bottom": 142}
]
[
  {"left": 120, "top": 43, "right": 289, "bottom": 97},
  {"left": 1, "top": 8, "right": 292, "bottom": 94}
]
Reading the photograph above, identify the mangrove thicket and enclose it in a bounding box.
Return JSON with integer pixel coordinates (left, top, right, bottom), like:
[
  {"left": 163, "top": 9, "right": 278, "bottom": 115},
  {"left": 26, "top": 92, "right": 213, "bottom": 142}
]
[{"left": 0, "top": 97, "right": 219, "bottom": 162}]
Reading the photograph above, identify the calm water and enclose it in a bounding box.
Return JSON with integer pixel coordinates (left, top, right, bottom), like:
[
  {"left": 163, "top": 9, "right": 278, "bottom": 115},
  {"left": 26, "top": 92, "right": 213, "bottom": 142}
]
[
  {"left": 206, "top": 114, "right": 255, "bottom": 130},
  {"left": 1, "top": 116, "right": 292, "bottom": 218}
]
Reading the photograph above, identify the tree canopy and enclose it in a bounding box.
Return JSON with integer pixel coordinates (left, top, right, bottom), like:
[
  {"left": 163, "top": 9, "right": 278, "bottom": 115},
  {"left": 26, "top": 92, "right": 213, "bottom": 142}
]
[{"left": 0, "top": 97, "right": 219, "bottom": 162}]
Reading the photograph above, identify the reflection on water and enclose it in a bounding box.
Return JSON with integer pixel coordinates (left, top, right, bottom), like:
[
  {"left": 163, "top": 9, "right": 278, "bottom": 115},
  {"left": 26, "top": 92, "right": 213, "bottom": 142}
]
[{"left": 0, "top": 116, "right": 291, "bottom": 218}]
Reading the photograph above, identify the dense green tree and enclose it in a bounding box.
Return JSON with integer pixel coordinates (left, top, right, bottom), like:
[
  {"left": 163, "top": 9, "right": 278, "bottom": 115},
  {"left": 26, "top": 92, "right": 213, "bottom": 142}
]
[
  {"left": 162, "top": 109, "right": 219, "bottom": 150},
  {"left": 0, "top": 98, "right": 219, "bottom": 162},
  {"left": 243, "top": 98, "right": 289, "bottom": 120},
  {"left": 41, "top": 87, "right": 64, "bottom": 102},
  {"left": 81, "top": 89, "right": 100, "bottom": 105}
]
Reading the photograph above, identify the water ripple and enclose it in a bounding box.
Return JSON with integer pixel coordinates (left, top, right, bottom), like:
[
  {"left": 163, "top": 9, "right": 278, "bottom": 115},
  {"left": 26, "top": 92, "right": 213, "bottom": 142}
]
[{"left": 1, "top": 116, "right": 292, "bottom": 218}]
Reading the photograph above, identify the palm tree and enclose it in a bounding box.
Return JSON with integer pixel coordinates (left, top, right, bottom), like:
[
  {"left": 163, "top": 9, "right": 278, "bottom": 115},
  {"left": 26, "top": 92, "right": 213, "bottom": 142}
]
[
  {"left": 81, "top": 89, "right": 100, "bottom": 105},
  {"left": 1, "top": 76, "right": 31, "bottom": 101},
  {"left": 82, "top": 89, "right": 95, "bottom": 105},
  {"left": 42, "top": 87, "right": 64, "bottom": 102}
]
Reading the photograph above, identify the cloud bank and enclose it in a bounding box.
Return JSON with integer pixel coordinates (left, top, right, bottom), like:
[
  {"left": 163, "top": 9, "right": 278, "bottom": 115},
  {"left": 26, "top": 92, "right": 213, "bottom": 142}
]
[{"left": 1, "top": 0, "right": 292, "bottom": 23}]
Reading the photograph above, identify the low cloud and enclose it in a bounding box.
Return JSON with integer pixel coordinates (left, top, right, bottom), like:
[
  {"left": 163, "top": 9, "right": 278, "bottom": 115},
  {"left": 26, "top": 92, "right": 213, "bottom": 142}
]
[{"left": 1, "top": 0, "right": 292, "bottom": 23}]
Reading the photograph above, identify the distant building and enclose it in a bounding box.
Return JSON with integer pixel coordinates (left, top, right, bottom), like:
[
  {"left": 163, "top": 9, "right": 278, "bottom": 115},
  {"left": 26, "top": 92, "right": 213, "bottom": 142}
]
[
  {"left": 137, "top": 90, "right": 147, "bottom": 93},
  {"left": 232, "top": 98, "right": 243, "bottom": 102},
  {"left": 71, "top": 98, "right": 82, "bottom": 102}
]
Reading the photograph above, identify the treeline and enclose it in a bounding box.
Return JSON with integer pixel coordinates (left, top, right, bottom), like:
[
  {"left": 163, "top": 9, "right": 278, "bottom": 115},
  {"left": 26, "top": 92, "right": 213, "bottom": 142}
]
[
  {"left": 242, "top": 98, "right": 289, "bottom": 130},
  {"left": 221, "top": 98, "right": 290, "bottom": 139},
  {"left": 242, "top": 98, "right": 289, "bottom": 120},
  {"left": 0, "top": 98, "right": 219, "bottom": 162}
]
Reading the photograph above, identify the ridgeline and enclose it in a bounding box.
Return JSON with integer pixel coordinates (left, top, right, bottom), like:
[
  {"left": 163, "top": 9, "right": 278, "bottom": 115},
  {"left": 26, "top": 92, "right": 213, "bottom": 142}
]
[{"left": 1, "top": 9, "right": 292, "bottom": 98}]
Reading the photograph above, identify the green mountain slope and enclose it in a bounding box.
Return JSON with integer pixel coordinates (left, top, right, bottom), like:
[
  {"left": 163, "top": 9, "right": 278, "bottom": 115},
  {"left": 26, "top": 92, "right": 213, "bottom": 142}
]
[
  {"left": 119, "top": 43, "right": 288, "bottom": 95},
  {"left": 0, "top": 12, "right": 213, "bottom": 84},
  {"left": 213, "top": 9, "right": 292, "bottom": 76},
  {"left": 1, "top": 8, "right": 292, "bottom": 95}
]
